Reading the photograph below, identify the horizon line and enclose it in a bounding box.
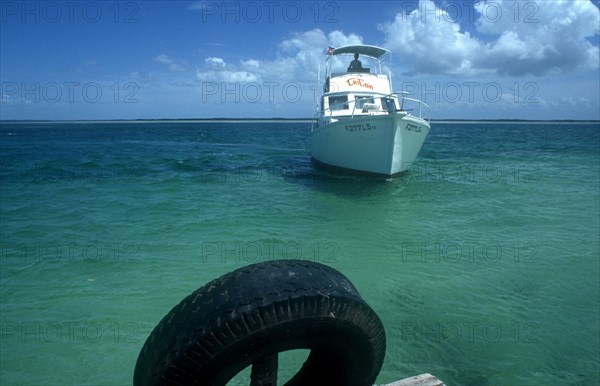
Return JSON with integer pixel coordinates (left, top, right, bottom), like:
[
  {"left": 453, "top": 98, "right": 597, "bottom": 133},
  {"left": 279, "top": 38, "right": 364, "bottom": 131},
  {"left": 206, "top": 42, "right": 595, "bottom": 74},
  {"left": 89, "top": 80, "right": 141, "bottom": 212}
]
[{"left": 2, "top": 118, "right": 600, "bottom": 124}]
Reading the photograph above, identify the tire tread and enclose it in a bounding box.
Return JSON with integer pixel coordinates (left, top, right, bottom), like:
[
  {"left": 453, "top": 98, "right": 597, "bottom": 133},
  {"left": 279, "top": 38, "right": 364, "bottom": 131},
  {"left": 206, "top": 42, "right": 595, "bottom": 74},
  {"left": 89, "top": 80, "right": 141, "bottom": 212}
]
[{"left": 134, "top": 260, "right": 385, "bottom": 386}]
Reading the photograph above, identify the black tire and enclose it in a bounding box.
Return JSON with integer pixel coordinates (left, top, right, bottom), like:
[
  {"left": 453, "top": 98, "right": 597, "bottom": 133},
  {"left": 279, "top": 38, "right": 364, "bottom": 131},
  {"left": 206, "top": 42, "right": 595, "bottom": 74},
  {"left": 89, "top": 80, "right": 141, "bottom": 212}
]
[{"left": 134, "top": 259, "right": 386, "bottom": 386}]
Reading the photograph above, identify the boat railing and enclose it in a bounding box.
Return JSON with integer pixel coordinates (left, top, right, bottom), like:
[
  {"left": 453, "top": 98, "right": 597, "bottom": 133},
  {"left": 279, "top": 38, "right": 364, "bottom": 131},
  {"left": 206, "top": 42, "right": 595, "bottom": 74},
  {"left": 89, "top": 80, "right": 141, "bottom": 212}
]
[
  {"left": 315, "top": 92, "right": 431, "bottom": 123},
  {"left": 396, "top": 92, "right": 431, "bottom": 122}
]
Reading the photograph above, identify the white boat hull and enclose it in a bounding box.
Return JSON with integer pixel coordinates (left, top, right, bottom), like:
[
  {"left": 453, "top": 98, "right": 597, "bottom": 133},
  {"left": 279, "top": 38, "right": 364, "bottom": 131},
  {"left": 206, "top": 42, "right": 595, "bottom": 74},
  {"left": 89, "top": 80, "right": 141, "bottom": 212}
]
[{"left": 311, "top": 114, "right": 430, "bottom": 176}]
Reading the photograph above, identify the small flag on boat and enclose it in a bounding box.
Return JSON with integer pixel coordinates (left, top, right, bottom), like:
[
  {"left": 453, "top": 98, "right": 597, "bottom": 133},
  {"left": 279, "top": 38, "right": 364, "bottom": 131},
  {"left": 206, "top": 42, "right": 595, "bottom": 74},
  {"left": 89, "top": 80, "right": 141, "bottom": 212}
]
[{"left": 327, "top": 46, "right": 334, "bottom": 55}]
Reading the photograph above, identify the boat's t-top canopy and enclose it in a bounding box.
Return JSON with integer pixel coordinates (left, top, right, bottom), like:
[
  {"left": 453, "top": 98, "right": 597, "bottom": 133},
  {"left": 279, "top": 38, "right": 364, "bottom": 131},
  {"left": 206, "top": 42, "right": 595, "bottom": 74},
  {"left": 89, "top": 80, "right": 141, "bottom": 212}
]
[
  {"left": 331, "top": 45, "right": 390, "bottom": 59},
  {"left": 324, "top": 44, "right": 391, "bottom": 80}
]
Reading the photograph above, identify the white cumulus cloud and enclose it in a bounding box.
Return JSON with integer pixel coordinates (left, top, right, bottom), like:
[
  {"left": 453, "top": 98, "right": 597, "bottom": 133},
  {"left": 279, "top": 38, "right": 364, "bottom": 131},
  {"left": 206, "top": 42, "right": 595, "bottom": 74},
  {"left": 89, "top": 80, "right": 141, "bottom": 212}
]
[
  {"left": 380, "top": 0, "right": 600, "bottom": 76},
  {"left": 196, "top": 29, "right": 363, "bottom": 83},
  {"left": 205, "top": 57, "right": 226, "bottom": 68},
  {"left": 241, "top": 59, "right": 260, "bottom": 69},
  {"left": 154, "top": 54, "right": 173, "bottom": 65},
  {"left": 195, "top": 70, "right": 258, "bottom": 83},
  {"left": 154, "top": 54, "right": 189, "bottom": 72}
]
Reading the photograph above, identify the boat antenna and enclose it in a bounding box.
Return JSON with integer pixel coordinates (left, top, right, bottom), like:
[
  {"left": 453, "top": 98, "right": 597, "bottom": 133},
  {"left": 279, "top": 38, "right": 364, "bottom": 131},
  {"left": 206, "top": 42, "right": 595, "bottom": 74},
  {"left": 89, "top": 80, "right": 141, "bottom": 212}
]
[
  {"left": 389, "top": 51, "right": 393, "bottom": 91},
  {"left": 316, "top": 62, "right": 321, "bottom": 113}
]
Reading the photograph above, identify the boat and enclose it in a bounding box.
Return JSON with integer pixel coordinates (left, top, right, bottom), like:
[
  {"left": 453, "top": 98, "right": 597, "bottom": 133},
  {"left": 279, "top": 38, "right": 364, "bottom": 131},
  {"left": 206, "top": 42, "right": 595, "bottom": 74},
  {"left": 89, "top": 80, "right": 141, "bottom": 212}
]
[{"left": 311, "top": 45, "right": 431, "bottom": 176}]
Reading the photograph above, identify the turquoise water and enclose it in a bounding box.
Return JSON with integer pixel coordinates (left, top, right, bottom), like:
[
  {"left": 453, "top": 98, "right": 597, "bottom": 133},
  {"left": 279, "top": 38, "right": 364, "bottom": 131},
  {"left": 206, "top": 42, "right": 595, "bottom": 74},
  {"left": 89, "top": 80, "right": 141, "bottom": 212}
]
[{"left": 1, "top": 121, "right": 598, "bottom": 386}]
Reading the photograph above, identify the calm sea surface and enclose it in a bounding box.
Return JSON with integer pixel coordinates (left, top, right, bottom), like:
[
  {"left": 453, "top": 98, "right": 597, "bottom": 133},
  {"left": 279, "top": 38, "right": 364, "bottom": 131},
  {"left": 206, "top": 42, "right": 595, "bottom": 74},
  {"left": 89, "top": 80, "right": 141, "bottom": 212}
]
[{"left": 1, "top": 121, "right": 598, "bottom": 386}]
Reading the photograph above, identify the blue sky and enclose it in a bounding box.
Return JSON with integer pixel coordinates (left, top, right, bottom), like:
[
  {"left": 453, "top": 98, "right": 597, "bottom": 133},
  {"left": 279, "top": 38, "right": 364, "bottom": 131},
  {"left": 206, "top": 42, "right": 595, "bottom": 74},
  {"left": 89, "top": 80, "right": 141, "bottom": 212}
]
[{"left": 1, "top": 0, "right": 599, "bottom": 120}]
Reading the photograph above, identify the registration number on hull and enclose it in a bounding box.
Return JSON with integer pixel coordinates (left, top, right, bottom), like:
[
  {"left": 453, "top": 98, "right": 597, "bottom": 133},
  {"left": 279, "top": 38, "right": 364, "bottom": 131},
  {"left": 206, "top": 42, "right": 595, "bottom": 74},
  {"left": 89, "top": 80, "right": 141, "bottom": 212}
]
[
  {"left": 345, "top": 123, "right": 376, "bottom": 132},
  {"left": 405, "top": 123, "right": 422, "bottom": 132}
]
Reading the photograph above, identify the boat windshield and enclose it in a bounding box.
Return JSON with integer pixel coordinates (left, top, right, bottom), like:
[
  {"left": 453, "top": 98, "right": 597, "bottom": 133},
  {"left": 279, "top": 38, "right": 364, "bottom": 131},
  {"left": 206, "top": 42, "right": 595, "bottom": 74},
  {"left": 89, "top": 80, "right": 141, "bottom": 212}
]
[{"left": 329, "top": 55, "right": 383, "bottom": 76}]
